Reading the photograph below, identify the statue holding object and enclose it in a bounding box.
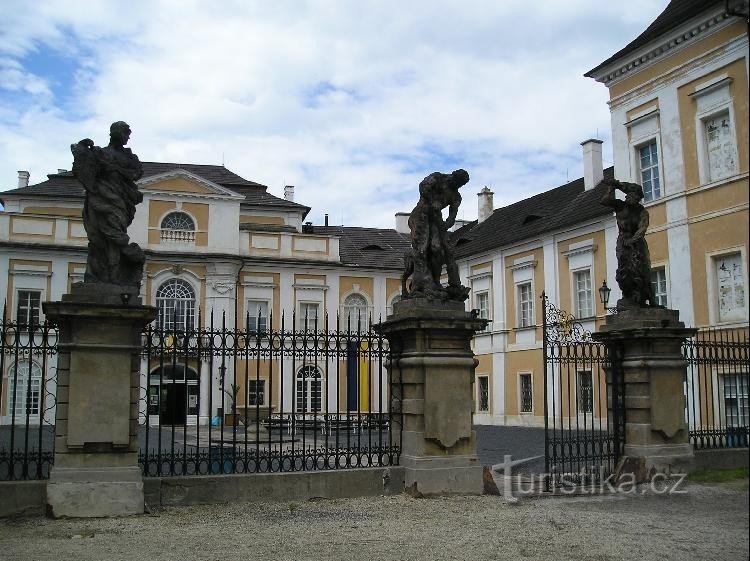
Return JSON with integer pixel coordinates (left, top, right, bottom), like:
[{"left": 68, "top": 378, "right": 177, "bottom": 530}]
[
  {"left": 70, "top": 121, "right": 145, "bottom": 289},
  {"left": 402, "top": 169, "right": 471, "bottom": 301},
  {"left": 599, "top": 178, "right": 657, "bottom": 309}
]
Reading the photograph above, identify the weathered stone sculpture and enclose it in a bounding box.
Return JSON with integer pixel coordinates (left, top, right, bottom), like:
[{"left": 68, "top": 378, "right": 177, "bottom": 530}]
[
  {"left": 600, "top": 178, "right": 657, "bottom": 309},
  {"left": 71, "top": 121, "right": 145, "bottom": 290},
  {"left": 402, "top": 169, "right": 471, "bottom": 301}
]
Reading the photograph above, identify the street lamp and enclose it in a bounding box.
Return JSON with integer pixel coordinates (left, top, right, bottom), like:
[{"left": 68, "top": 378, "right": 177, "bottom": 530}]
[{"left": 598, "top": 280, "right": 612, "bottom": 311}]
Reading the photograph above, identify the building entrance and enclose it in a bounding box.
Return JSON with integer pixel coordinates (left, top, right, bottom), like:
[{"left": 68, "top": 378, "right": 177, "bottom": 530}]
[{"left": 147, "top": 364, "right": 199, "bottom": 425}]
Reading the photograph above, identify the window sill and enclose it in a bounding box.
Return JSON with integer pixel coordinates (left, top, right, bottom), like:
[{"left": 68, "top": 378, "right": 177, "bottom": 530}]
[{"left": 514, "top": 325, "right": 537, "bottom": 331}]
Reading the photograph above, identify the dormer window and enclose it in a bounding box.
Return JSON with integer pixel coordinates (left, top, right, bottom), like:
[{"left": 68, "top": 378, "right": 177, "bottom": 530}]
[
  {"left": 160, "top": 212, "right": 196, "bottom": 244},
  {"left": 361, "top": 244, "right": 384, "bottom": 251},
  {"left": 522, "top": 214, "right": 542, "bottom": 225}
]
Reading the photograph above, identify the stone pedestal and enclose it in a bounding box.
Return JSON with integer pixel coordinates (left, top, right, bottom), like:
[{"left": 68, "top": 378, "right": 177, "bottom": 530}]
[
  {"left": 43, "top": 284, "right": 157, "bottom": 517},
  {"left": 376, "top": 298, "right": 487, "bottom": 495},
  {"left": 593, "top": 307, "right": 696, "bottom": 479}
]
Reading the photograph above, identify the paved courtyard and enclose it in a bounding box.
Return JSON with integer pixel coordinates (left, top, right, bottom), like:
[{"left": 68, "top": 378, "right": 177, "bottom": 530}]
[{"left": 1, "top": 480, "right": 747, "bottom": 561}]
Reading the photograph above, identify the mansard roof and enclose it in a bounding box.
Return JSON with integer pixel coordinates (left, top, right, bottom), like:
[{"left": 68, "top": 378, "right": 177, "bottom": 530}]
[
  {"left": 585, "top": 0, "right": 728, "bottom": 81},
  {"left": 1, "top": 162, "right": 309, "bottom": 214},
  {"left": 312, "top": 225, "right": 410, "bottom": 270},
  {"left": 453, "top": 167, "right": 615, "bottom": 259}
]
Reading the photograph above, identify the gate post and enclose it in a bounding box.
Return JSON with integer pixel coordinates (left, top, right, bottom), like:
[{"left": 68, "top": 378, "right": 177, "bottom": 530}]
[
  {"left": 43, "top": 285, "right": 156, "bottom": 517},
  {"left": 593, "top": 308, "right": 696, "bottom": 479},
  {"left": 376, "top": 298, "right": 487, "bottom": 495}
]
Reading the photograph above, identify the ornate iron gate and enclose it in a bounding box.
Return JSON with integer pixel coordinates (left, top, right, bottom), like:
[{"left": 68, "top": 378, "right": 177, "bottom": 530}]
[{"left": 542, "top": 293, "right": 624, "bottom": 490}]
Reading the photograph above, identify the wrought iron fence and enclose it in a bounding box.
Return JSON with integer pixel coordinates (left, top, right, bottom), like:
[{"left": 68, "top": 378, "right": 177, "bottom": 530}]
[
  {"left": 542, "top": 293, "right": 624, "bottom": 490},
  {"left": 684, "top": 326, "right": 749, "bottom": 449},
  {"left": 0, "top": 318, "right": 58, "bottom": 481},
  {"left": 138, "top": 310, "right": 400, "bottom": 477}
]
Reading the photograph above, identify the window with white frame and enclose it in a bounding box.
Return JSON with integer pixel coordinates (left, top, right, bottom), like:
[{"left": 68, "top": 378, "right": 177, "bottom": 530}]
[
  {"left": 517, "top": 282, "right": 533, "bottom": 328},
  {"left": 651, "top": 267, "right": 668, "bottom": 307},
  {"left": 475, "top": 291, "right": 490, "bottom": 324},
  {"left": 519, "top": 373, "right": 533, "bottom": 414},
  {"left": 299, "top": 302, "right": 320, "bottom": 331},
  {"left": 247, "top": 379, "right": 266, "bottom": 406},
  {"left": 637, "top": 140, "right": 661, "bottom": 202},
  {"left": 161, "top": 212, "right": 195, "bottom": 231},
  {"left": 704, "top": 111, "right": 737, "bottom": 182},
  {"left": 296, "top": 365, "right": 322, "bottom": 413},
  {"left": 577, "top": 370, "right": 593, "bottom": 414},
  {"left": 573, "top": 269, "right": 593, "bottom": 318},
  {"left": 477, "top": 375, "right": 489, "bottom": 412},
  {"left": 721, "top": 373, "right": 749, "bottom": 428},
  {"left": 16, "top": 290, "right": 41, "bottom": 325},
  {"left": 714, "top": 253, "right": 746, "bottom": 322},
  {"left": 156, "top": 279, "right": 196, "bottom": 331},
  {"left": 246, "top": 300, "right": 269, "bottom": 333},
  {"left": 343, "top": 293, "right": 368, "bottom": 331},
  {"left": 6, "top": 360, "right": 43, "bottom": 417}
]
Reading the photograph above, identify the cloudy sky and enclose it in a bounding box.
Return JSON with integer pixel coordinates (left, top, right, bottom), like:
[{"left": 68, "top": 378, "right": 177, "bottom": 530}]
[{"left": 0, "top": 0, "right": 666, "bottom": 228}]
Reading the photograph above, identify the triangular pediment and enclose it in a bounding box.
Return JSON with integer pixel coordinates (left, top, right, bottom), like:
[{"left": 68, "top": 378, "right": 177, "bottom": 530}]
[{"left": 138, "top": 169, "right": 244, "bottom": 199}]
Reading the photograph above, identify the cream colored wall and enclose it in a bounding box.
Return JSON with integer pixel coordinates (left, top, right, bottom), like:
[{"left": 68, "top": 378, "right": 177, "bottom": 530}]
[
  {"left": 504, "top": 247, "right": 544, "bottom": 345},
  {"left": 504, "top": 349, "right": 542, "bottom": 417}
]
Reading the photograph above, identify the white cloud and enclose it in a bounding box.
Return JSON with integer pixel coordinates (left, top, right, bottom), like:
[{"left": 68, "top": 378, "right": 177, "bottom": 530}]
[{"left": 0, "top": 1, "right": 667, "bottom": 227}]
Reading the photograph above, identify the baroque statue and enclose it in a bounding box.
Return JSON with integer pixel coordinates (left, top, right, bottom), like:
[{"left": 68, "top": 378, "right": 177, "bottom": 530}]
[
  {"left": 402, "top": 169, "right": 471, "bottom": 301},
  {"left": 71, "top": 121, "right": 145, "bottom": 288},
  {"left": 600, "top": 178, "right": 657, "bottom": 309}
]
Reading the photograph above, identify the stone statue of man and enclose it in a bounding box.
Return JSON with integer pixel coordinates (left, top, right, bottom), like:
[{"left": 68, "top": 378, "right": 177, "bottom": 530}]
[
  {"left": 600, "top": 178, "right": 657, "bottom": 308},
  {"left": 402, "top": 169, "right": 471, "bottom": 301},
  {"left": 71, "top": 121, "right": 145, "bottom": 288}
]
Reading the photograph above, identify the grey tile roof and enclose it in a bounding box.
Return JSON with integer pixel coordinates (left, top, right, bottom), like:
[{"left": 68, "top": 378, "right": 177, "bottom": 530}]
[
  {"left": 1, "top": 162, "right": 309, "bottom": 214},
  {"left": 453, "top": 167, "right": 615, "bottom": 259},
  {"left": 585, "top": 0, "right": 725, "bottom": 78},
  {"left": 312, "top": 226, "right": 410, "bottom": 269}
]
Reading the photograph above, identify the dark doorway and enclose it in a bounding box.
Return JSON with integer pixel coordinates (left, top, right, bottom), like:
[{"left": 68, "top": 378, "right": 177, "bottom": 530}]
[{"left": 161, "top": 383, "right": 187, "bottom": 425}]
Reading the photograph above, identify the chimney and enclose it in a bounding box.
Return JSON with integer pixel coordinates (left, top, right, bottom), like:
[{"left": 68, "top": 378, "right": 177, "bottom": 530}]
[
  {"left": 324, "top": 213, "right": 329, "bottom": 227},
  {"left": 57, "top": 169, "right": 67, "bottom": 174},
  {"left": 284, "top": 185, "right": 295, "bottom": 201},
  {"left": 581, "top": 139, "right": 604, "bottom": 190},
  {"left": 17, "top": 171, "right": 30, "bottom": 188},
  {"left": 477, "top": 187, "right": 494, "bottom": 223},
  {"left": 395, "top": 212, "right": 410, "bottom": 234}
]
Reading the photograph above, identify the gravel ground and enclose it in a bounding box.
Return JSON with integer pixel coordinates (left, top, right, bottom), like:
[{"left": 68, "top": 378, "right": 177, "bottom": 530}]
[{"left": 1, "top": 481, "right": 747, "bottom": 561}]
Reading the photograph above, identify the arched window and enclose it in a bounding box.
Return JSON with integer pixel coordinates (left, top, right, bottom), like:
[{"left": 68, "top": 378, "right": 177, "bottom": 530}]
[
  {"left": 296, "top": 365, "right": 322, "bottom": 413},
  {"left": 156, "top": 279, "right": 196, "bottom": 331},
  {"left": 6, "top": 360, "right": 43, "bottom": 417},
  {"left": 161, "top": 212, "right": 195, "bottom": 231},
  {"left": 160, "top": 212, "right": 196, "bottom": 244},
  {"left": 342, "top": 293, "right": 368, "bottom": 330}
]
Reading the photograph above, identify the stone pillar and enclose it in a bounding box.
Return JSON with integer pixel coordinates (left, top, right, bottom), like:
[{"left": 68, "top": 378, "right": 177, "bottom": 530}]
[
  {"left": 43, "top": 286, "right": 156, "bottom": 518},
  {"left": 593, "top": 307, "right": 696, "bottom": 479},
  {"left": 376, "top": 298, "right": 486, "bottom": 495}
]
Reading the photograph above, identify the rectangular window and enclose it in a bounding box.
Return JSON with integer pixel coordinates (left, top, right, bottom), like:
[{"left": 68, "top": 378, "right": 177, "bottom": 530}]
[
  {"left": 573, "top": 269, "right": 593, "bottom": 318},
  {"left": 477, "top": 375, "right": 489, "bottom": 412},
  {"left": 715, "top": 253, "right": 746, "bottom": 322},
  {"left": 248, "top": 379, "right": 266, "bottom": 406},
  {"left": 475, "top": 292, "right": 490, "bottom": 329},
  {"left": 651, "top": 267, "right": 668, "bottom": 307},
  {"left": 299, "top": 302, "right": 320, "bottom": 331},
  {"left": 638, "top": 140, "right": 661, "bottom": 202},
  {"left": 247, "top": 300, "right": 269, "bottom": 332},
  {"left": 577, "top": 371, "right": 593, "bottom": 414},
  {"left": 722, "top": 374, "right": 749, "bottom": 428},
  {"left": 519, "top": 373, "right": 533, "bottom": 414},
  {"left": 705, "top": 111, "right": 737, "bottom": 182},
  {"left": 16, "top": 290, "right": 41, "bottom": 325},
  {"left": 517, "top": 282, "right": 534, "bottom": 327}
]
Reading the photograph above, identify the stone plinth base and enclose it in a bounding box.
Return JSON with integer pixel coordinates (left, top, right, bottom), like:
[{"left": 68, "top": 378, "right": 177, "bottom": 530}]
[
  {"left": 594, "top": 307, "right": 696, "bottom": 481},
  {"left": 44, "top": 291, "right": 156, "bottom": 518},
  {"left": 47, "top": 466, "right": 144, "bottom": 518},
  {"left": 377, "top": 297, "right": 487, "bottom": 496},
  {"left": 402, "top": 454, "right": 483, "bottom": 496}
]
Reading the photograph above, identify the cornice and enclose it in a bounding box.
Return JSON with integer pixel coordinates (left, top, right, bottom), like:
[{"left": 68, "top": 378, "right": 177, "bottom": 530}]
[
  {"left": 590, "top": 8, "right": 732, "bottom": 87},
  {"left": 138, "top": 169, "right": 245, "bottom": 200}
]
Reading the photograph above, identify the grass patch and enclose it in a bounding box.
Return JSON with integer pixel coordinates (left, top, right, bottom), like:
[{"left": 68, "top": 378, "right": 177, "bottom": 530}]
[{"left": 688, "top": 467, "right": 749, "bottom": 483}]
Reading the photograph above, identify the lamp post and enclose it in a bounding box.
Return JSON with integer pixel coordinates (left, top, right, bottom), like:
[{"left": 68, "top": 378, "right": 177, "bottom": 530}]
[{"left": 598, "top": 280, "right": 614, "bottom": 312}]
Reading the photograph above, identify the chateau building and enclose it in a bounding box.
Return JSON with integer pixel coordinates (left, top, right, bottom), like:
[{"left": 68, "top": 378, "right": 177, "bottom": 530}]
[{"left": 1, "top": 0, "right": 746, "bottom": 429}]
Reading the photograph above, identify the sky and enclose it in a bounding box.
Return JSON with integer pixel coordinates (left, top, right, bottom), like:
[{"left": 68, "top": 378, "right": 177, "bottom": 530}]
[{"left": 0, "top": 0, "right": 667, "bottom": 228}]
